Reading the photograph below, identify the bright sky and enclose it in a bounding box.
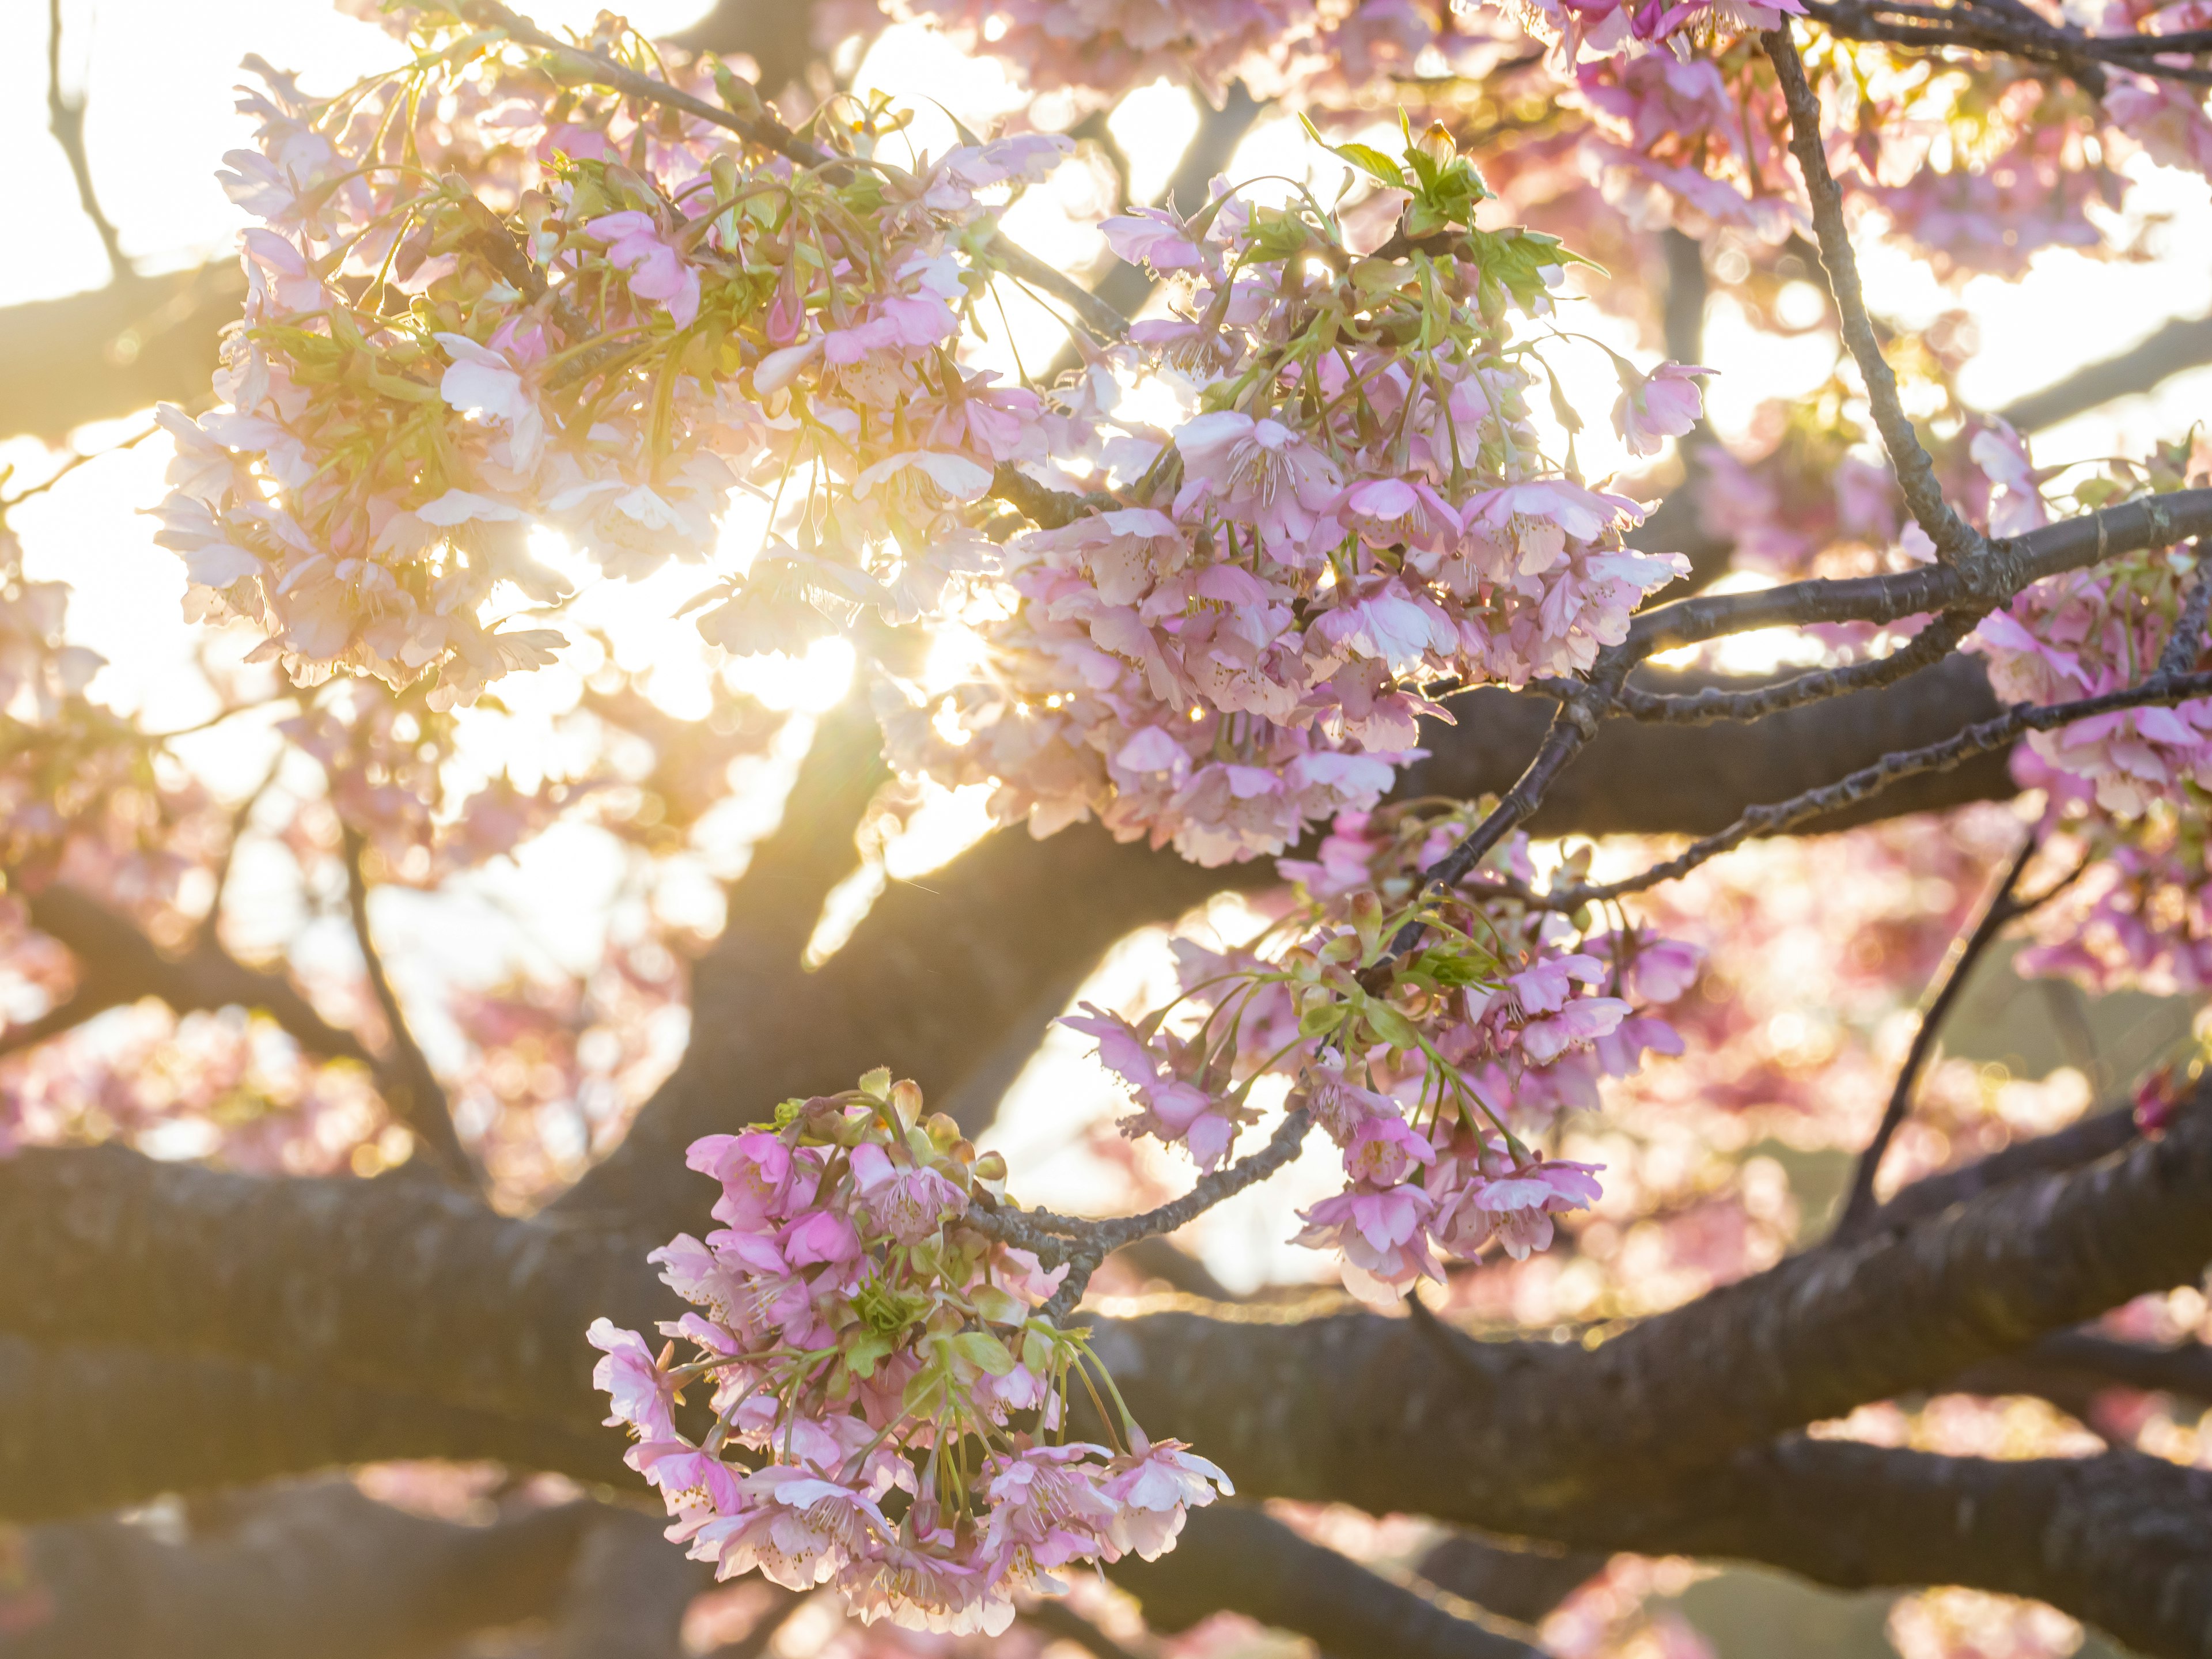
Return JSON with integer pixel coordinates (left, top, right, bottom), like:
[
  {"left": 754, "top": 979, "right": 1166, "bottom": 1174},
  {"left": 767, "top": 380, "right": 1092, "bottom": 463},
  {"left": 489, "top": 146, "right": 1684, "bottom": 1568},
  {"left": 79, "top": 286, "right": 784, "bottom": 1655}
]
[{"left": 7, "top": 0, "right": 2211, "bottom": 1278}]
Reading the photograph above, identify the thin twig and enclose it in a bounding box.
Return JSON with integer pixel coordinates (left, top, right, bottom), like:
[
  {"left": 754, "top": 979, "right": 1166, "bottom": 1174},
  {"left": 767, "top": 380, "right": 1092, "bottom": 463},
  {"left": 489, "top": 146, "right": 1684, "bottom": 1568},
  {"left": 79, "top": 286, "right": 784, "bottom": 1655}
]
[
  {"left": 976, "top": 1104, "right": 1316, "bottom": 1321},
  {"left": 1550, "top": 665, "right": 2212, "bottom": 907},
  {"left": 340, "top": 824, "right": 477, "bottom": 1188},
  {"left": 46, "top": 0, "right": 131, "bottom": 282},
  {"left": 1763, "top": 26, "right": 1979, "bottom": 564},
  {"left": 1612, "top": 613, "right": 1972, "bottom": 724},
  {"left": 196, "top": 753, "right": 285, "bottom": 953},
  {"left": 1833, "top": 833, "right": 2040, "bottom": 1237}
]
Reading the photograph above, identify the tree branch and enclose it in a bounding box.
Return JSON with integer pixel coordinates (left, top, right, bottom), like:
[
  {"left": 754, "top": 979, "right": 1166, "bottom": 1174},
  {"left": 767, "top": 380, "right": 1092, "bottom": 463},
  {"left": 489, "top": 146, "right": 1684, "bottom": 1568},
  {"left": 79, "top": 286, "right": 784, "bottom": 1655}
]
[
  {"left": 1999, "top": 308, "right": 2212, "bottom": 433},
  {"left": 1623, "top": 486, "right": 2212, "bottom": 659},
  {"left": 0, "top": 1334, "right": 622, "bottom": 1524},
  {"left": 1554, "top": 666, "right": 2212, "bottom": 906},
  {"left": 44, "top": 0, "right": 130, "bottom": 283},
  {"left": 10, "top": 880, "right": 377, "bottom": 1067},
  {"left": 1107, "top": 1503, "right": 1543, "bottom": 1659},
  {"left": 1834, "top": 831, "right": 2041, "bottom": 1236},
  {"left": 1764, "top": 25, "right": 1978, "bottom": 562},
  {"left": 340, "top": 825, "right": 475, "bottom": 1188},
  {"left": 1573, "top": 1436, "right": 2212, "bottom": 1659},
  {"left": 3, "top": 1481, "right": 594, "bottom": 1659}
]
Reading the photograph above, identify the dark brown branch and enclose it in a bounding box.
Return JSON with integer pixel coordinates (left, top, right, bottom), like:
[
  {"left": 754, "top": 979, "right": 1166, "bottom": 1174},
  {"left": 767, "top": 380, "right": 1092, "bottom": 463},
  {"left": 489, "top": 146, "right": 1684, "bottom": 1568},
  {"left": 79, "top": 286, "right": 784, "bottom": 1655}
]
[
  {"left": 1573, "top": 1437, "right": 2212, "bottom": 1659},
  {"left": 2159, "top": 543, "right": 2212, "bottom": 676},
  {"left": 1088, "top": 1093, "right": 2212, "bottom": 1521},
  {"left": 14, "top": 1077, "right": 2211, "bottom": 1529},
  {"left": 1834, "top": 832, "right": 2040, "bottom": 1235},
  {"left": 1763, "top": 26, "right": 1978, "bottom": 562},
  {"left": 4, "top": 1482, "right": 593, "bottom": 1659},
  {"left": 1107, "top": 1503, "right": 1542, "bottom": 1659},
  {"left": 1611, "top": 613, "right": 1971, "bottom": 725},
  {"left": 10, "top": 880, "right": 378, "bottom": 1067},
  {"left": 1556, "top": 665, "right": 2212, "bottom": 906},
  {"left": 45, "top": 0, "right": 130, "bottom": 283},
  {"left": 0, "top": 1335, "right": 622, "bottom": 1524},
  {"left": 979, "top": 1104, "right": 1318, "bottom": 1319},
  {"left": 1623, "top": 487, "right": 2212, "bottom": 660},
  {"left": 546, "top": 1506, "right": 710, "bottom": 1659},
  {"left": 340, "top": 824, "right": 475, "bottom": 1188},
  {"left": 1019, "top": 1600, "right": 1149, "bottom": 1659},
  {"left": 1415, "top": 1533, "right": 1608, "bottom": 1625},
  {"left": 1804, "top": 0, "right": 2212, "bottom": 88},
  {"left": 1859, "top": 1100, "right": 2147, "bottom": 1233}
]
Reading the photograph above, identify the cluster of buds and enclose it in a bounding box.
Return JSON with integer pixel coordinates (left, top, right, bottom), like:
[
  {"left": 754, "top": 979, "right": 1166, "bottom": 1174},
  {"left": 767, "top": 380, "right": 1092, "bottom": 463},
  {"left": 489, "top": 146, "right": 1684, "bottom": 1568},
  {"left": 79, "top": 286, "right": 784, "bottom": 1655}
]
[{"left": 590, "top": 1070, "right": 1230, "bottom": 1634}]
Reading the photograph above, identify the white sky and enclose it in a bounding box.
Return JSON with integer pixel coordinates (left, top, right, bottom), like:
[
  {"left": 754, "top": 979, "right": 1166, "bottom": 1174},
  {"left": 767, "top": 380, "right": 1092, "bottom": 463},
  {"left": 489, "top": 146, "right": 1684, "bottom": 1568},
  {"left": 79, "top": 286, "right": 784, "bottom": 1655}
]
[{"left": 7, "top": 0, "right": 2212, "bottom": 1277}]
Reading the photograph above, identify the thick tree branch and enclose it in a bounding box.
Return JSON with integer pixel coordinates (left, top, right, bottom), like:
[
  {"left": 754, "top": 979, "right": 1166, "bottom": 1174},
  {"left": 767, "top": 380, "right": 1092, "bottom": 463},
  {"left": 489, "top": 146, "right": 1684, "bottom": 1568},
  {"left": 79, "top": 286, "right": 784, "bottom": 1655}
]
[
  {"left": 1416, "top": 1533, "right": 1609, "bottom": 1624},
  {"left": 1, "top": 1482, "right": 592, "bottom": 1659},
  {"left": 1107, "top": 1503, "right": 1542, "bottom": 1659},
  {"left": 0, "top": 1335, "right": 622, "bottom": 1524},
  {"left": 1857, "top": 1100, "right": 2147, "bottom": 1233},
  {"left": 10, "top": 1088, "right": 2212, "bottom": 1529},
  {"left": 546, "top": 1506, "right": 710, "bottom": 1659},
  {"left": 0, "top": 263, "right": 241, "bottom": 442},
  {"left": 1573, "top": 1436, "right": 2212, "bottom": 1659}
]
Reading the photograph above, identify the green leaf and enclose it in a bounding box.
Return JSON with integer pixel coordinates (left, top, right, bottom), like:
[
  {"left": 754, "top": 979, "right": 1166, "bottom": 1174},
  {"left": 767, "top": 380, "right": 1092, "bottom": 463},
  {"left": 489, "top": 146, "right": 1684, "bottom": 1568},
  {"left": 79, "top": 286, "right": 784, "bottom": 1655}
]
[
  {"left": 1298, "top": 999, "right": 1349, "bottom": 1039},
  {"left": 845, "top": 1329, "right": 895, "bottom": 1380},
  {"left": 953, "top": 1329, "right": 1017, "bottom": 1377},
  {"left": 972, "top": 1286, "right": 1025, "bottom": 1326}
]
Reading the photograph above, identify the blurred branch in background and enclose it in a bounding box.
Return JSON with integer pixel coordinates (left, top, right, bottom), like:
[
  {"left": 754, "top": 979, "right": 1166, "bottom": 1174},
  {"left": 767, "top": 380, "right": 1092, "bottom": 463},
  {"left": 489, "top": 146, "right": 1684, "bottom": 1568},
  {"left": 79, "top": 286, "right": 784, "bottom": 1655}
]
[{"left": 45, "top": 0, "right": 129, "bottom": 285}]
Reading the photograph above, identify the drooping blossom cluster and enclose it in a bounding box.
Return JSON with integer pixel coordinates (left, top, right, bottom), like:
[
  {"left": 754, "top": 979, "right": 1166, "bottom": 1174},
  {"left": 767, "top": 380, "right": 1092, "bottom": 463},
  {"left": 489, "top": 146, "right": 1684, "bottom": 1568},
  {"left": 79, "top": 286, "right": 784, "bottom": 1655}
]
[
  {"left": 590, "top": 1070, "right": 1230, "bottom": 1635},
  {"left": 154, "top": 10, "right": 1071, "bottom": 708},
  {"left": 1063, "top": 804, "right": 1697, "bottom": 1301},
  {"left": 156, "top": 20, "right": 1711, "bottom": 863},
  {"left": 878, "top": 126, "right": 1702, "bottom": 862}
]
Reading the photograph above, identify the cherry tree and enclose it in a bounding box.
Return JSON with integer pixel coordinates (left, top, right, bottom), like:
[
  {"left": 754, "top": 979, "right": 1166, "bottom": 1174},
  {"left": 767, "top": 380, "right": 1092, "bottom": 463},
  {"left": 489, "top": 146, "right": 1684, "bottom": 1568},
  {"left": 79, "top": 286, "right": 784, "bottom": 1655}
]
[{"left": 3, "top": 0, "right": 2212, "bottom": 1654}]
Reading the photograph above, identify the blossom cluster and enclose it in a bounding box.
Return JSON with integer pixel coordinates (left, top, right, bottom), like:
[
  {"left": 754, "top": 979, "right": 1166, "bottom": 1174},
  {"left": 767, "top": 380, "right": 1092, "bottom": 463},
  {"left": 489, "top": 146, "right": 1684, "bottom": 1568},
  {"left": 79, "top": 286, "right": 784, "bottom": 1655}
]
[
  {"left": 154, "top": 16, "right": 1714, "bottom": 863},
  {"left": 153, "top": 12, "right": 1069, "bottom": 709},
  {"left": 877, "top": 126, "right": 1702, "bottom": 862},
  {"left": 590, "top": 1070, "right": 1229, "bottom": 1635},
  {"left": 1067, "top": 805, "right": 1698, "bottom": 1300},
  {"left": 1963, "top": 426, "right": 2212, "bottom": 994}
]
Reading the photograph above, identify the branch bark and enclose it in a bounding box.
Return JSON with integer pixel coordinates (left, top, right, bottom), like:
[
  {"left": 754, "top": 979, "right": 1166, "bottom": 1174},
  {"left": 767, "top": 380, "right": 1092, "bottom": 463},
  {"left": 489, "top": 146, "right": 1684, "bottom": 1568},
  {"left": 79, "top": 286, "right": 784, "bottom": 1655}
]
[
  {"left": 0, "top": 1335, "right": 622, "bottom": 1524},
  {"left": 1108, "top": 1503, "right": 1542, "bottom": 1659},
  {"left": 1, "top": 1482, "right": 592, "bottom": 1659}
]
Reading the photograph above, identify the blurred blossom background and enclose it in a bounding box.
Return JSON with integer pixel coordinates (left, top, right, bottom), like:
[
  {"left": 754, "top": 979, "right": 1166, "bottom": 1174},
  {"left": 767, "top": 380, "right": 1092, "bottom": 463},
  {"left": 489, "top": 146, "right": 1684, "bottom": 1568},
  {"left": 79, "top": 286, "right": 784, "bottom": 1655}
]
[{"left": 5, "top": 2, "right": 2212, "bottom": 1657}]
